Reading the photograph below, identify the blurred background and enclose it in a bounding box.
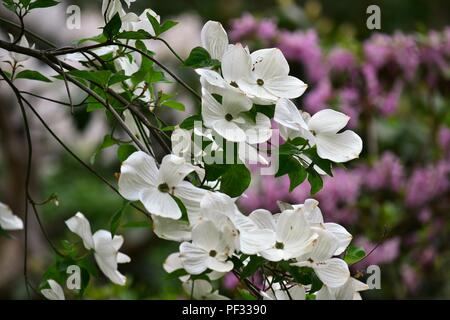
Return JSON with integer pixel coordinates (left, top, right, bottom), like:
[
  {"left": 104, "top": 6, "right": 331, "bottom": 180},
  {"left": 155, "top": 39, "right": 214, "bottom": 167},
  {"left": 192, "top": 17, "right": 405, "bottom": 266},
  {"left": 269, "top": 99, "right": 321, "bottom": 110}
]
[{"left": 0, "top": 0, "right": 449, "bottom": 299}]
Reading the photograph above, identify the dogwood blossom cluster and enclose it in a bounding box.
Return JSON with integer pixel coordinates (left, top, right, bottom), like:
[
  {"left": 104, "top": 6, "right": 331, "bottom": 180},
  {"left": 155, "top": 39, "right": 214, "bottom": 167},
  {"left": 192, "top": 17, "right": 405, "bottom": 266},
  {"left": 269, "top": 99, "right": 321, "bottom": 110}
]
[
  {"left": 0, "top": 0, "right": 367, "bottom": 300},
  {"left": 113, "top": 18, "right": 364, "bottom": 299}
]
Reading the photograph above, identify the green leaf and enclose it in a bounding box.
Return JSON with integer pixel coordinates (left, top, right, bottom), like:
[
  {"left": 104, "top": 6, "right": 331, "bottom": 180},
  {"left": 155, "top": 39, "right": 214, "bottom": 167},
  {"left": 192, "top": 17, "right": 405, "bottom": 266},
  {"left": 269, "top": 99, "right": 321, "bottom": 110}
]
[
  {"left": 163, "top": 100, "right": 185, "bottom": 111},
  {"left": 15, "top": 70, "right": 52, "bottom": 82},
  {"left": 238, "top": 289, "right": 257, "bottom": 300},
  {"left": 276, "top": 155, "right": 307, "bottom": 191},
  {"left": 179, "top": 114, "right": 202, "bottom": 130},
  {"left": 68, "top": 70, "right": 112, "bottom": 87},
  {"left": 146, "top": 12, "right": 161, "bottom": 36},
  {"left": 240, "top": 256, "right": 265, "bottom": 278},
  {"left": 77, "top": 33, "right": 107, "bottom": 45},
  {"left": 288, "top": 165, "right": 307, "bottom": 192},
  {"left": 117, "top": 144, "right": 137, "bottom": 162},
  {"left": 171, "top": 195, "right": 189, "bottom": 221},
  {"left": 0, "top": 226, "right": 12, "bottom": 239},
  {"left": 303, "top": 147, "right": 333, "bottom": 176},
  {"left": 307, "top": 168, "right": 323, "bottom": 194},
  {"left": 165, "top": 268, "right": 189, "bottom": 280},
  {"left": 220, "top": 164, "right": 251, "bottom": 197},
  {"left": 255, "top": 104, "right": 275, "bottom": 118},
  {"left": 184, "top": 47, "right": 220, "bottom": 68},
  {"left": 344, "top": 245, "right": 366, "bottom": 265},
  {"left": 290, "top": 137, "right": 308, "bottom": 146},
  {"left": 28, "top": 0, "right": 59, "bottom": 10},
  {"left": 2, "top": 0, "right": 17, "bottom": 12},
  {"left": 110, "top": 201, "right": 129, "bottom": 234},
  {"left": 117, "top": 30, "right": 152, "bottom": 40},
  {"left": 159, "top": 20, "right": 178, "bottom": 34},
  {"left": 109, "top": 72, "right": 130, "bottom": 85},
  {"left": 103, "top": 13, "right": 122, "bottom": 39}
]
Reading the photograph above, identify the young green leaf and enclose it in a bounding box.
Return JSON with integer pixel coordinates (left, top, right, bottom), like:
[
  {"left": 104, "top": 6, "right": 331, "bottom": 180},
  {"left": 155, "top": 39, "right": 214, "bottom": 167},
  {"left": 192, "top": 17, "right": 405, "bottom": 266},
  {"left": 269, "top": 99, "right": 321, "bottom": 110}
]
[
  {"left": 163, "top": 100, "right": 185, "bottom": 111},
  {"left": 28, "top": 0, "right": 59, "bottom": 10},
  {"left": 103, "top": 13, "right": 122, "bottom": 39},
  {"left": 179, "top": 114, "right": 202, "bottom": 130},
  {"left": 117, "top": 30, "right": 152, "bottom": 40},
  {"left": 117, "top": 144, "right": 138, "bottom": 162},
  {"left": 220, "top": 164, "right": 251, "bottom": 197},
  {"left": 184, "top": 47, "right": 220, "bottom": 68},
  {"left": 307, "top": 168, "right": 323, "bottom": 194},
  {"left": 344, "top": 245, "right": 366, "bottom": 265},
  {"left": 15, "top": 70, "right": 52, "bottom": 82},
  {"left": 159, "top": 20, "right": 178, "bottom": 34}
]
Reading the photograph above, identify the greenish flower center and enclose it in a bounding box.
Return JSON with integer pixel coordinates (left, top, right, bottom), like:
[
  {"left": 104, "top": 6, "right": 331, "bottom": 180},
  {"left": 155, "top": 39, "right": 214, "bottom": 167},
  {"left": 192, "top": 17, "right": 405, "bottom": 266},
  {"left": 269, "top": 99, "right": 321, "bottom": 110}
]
[
  {"left": 225, "top": 113, "right": 233, "bottom": 121},
  {"left": 257, "top": 79, "right": 264, "bottom": 86},
  {"left": 158, "top": 183, "right": 170, "bottom": 193},
  {"left": 275, "top": 242, "right": 284, "bottom": 249}
]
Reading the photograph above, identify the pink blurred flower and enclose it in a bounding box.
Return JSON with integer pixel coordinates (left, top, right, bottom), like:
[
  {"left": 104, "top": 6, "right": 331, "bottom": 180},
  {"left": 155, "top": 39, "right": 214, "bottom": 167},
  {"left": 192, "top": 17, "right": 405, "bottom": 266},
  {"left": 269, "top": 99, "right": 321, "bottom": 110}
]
[{"left": 355, "top": 237, "right": 401, "bottom": 269}]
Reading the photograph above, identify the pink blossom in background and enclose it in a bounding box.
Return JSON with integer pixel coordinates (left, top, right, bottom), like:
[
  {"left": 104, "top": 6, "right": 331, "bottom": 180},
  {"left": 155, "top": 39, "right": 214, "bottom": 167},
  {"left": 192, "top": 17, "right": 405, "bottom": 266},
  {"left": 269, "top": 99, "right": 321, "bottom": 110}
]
[
  {"left": 438, "top": 127, "right": 450, "bottom": 152},
  {"left": 278, "top": 30, "right": 326, "bottom": 82},
  {"left": 304, "top": 80, "right": 332, "bottom": 113},
  {"left": 364, "top": 152, "right": 405, "bottom": 191},
  {"left": 391, "top": 33, "right": 420, "bottom": 80},
  {"left": 256, "top": 19, "right": 277, "bottom": 42},
  {"left": 418, "top": 208, "right": 432, "bottom": 223},
  {"left": 328, "top": 48, "right": 357, "bottom": 73},
  {"left": 405, "top": 161, "right": 450, "bottom": 207},
  {"left": 379, "top": 80, "right": 404, "bottom": 116},
  {"left": 355, "top": 237, "right": 401, "bottom": 269},
  {"left": 229, "top": 13, "right": 257, "bottom": 41},
  {"left": 363, "top": 33, "right": 392, "bottom": 69},
  {"left": 401, "top": 264, "right": 420, "bottom": 293},
  {"left": 339, "top": 87, "right": 361, "bottom": 128},
  {"left": 418, "top": 247, "right": 437, "bottom": 266},
  {"left": 223, "top": 272, "right": 239, "bottom": 290}
]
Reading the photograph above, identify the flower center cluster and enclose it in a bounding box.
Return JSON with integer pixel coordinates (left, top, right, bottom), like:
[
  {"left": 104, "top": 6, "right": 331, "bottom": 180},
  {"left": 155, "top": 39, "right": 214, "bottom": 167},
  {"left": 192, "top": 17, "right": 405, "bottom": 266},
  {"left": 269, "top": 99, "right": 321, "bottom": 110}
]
[
  {"left": 257, "top": 79, "right": 264, "bottom": 86},
  {"left": 209, "top": 250, "right": 217, "bottom": 257},
  {"left": 158, "top": 183, "right": 170, "bottom": 193},
  {"left": 225, "top": 113, "right": 234, "bottom": 121},
  {"left": 275, "top": 242, "right": 284, "bottom": 249}
]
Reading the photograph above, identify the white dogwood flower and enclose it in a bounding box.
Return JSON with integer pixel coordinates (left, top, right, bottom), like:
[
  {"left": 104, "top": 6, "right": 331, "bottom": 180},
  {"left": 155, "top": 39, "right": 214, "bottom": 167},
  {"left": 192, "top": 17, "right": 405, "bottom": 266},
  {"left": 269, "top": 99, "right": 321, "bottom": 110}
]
[
  {"left": 163, "top": 252, "right": 225, "bottom": 282},
  {"left": 249, "top": 208, "right": 317, "bottom": 261},
  {"left": 129, "top": 8, "right": 160, "bottom": 36},
  {"left": 179, "top": 220, "right": 234, "bottom": 274},
  {"left": 237, "top": 48, "right": 307, "bottom": 104},
  {"left": 275, "top": 99, "right": 363, "bottom": 163},
  {"left": 197, "top": 192, "right": 276, "bottom": 255},
  {"left": 41, "top": 280, "right": 65, "bottom": 300},
  {"left": 292, "top": 227, "right": 350, "bottom": 288},
  {"left": 0, "top": 202, "right": 23, "bottom": 231},
  {"left": 198, "top": 44, "right": 307, "bottom": 105},
  {"left": 65, "top": 212, "right": 131, "bottom": 285},
  {"left": 261, "top": 283, "right": 306, "bottom": 300},
  {"left": 202, "top": 88, "right": 271, "bottom": 143},
  {"left": 201, "top": 21, "right": 229, "bottom": 61},
  {"left": 152, "top": 215, "right": 192, "bottom": 242},
  {"left": 183, "top": 279, "right": 230, "bottom": 300},
  {"left": 281, "top": 199, "right": 352, "bottom": 255},
  {"left": 118, "top": 151, "right": 206, "bottom": 219},
  {"left": 316, "top": 277, "right": 369, "bottom": 300}
]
